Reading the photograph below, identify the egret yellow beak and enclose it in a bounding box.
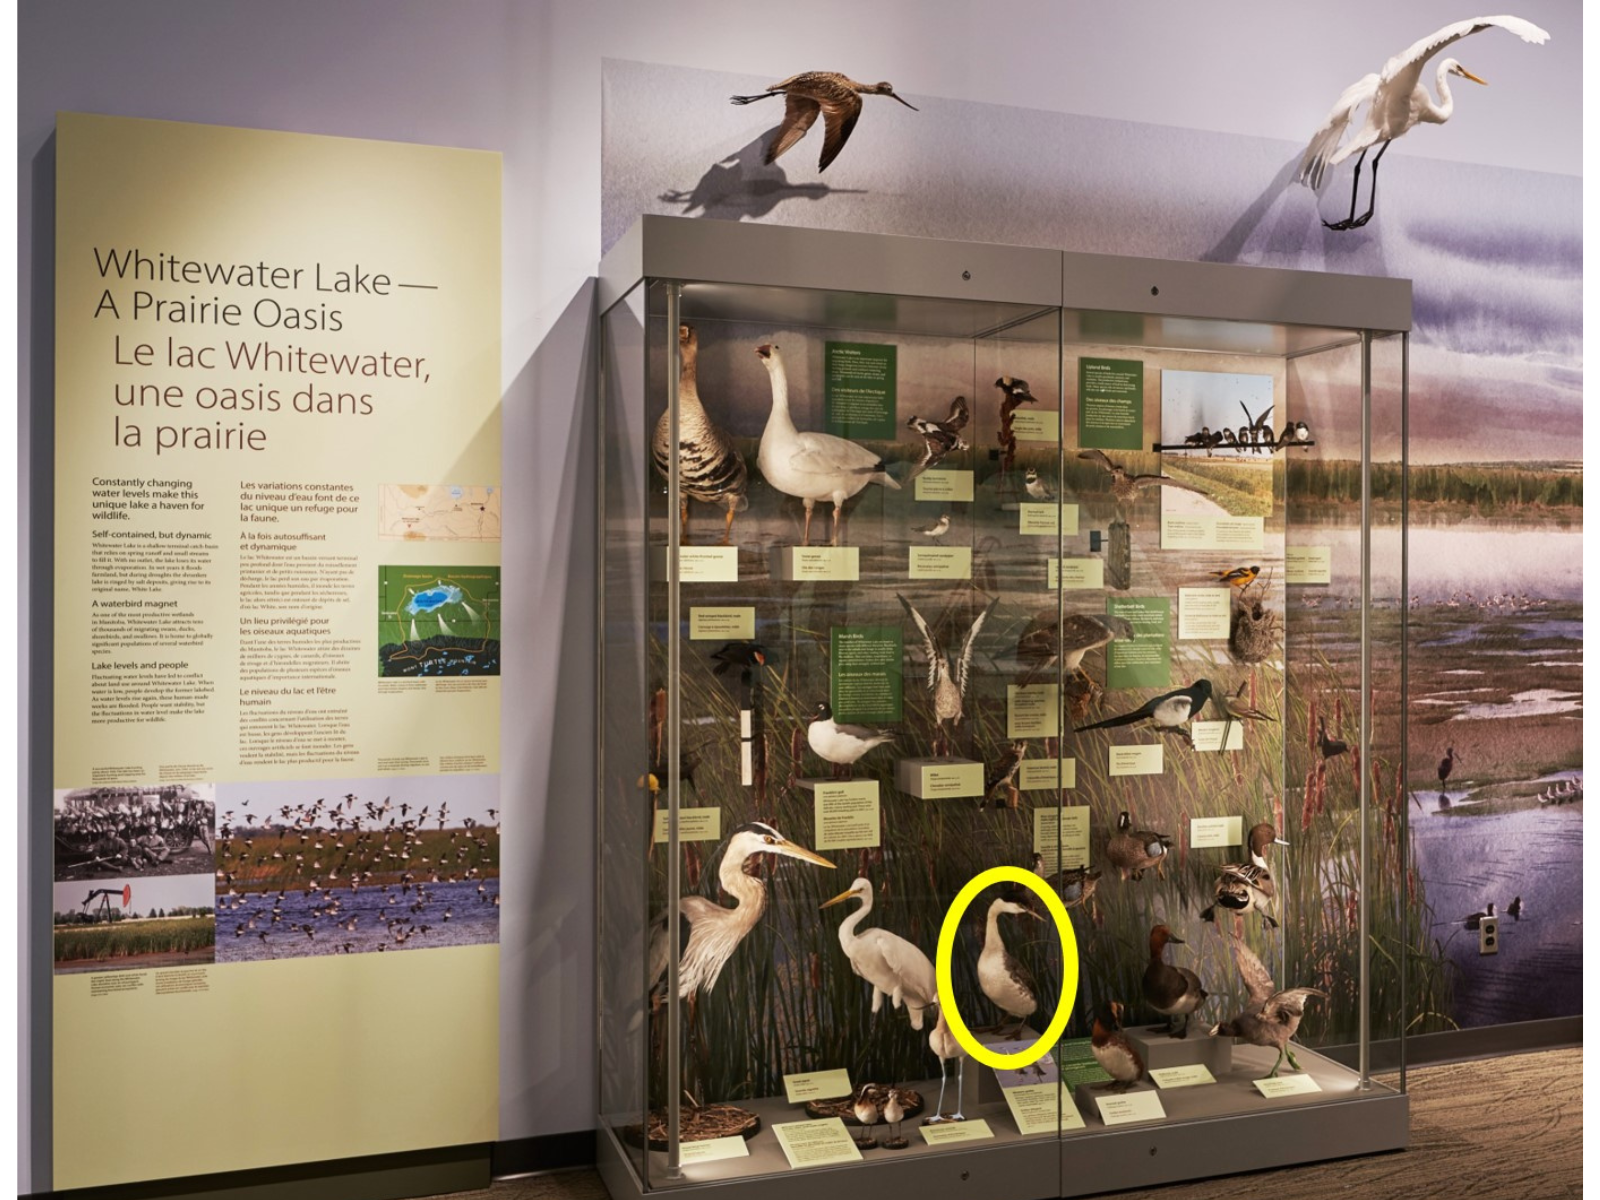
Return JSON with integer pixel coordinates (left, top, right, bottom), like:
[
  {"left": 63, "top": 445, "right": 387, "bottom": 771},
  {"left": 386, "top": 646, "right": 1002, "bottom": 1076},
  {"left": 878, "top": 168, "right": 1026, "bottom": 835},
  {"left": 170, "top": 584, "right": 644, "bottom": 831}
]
[
  {"left": 820, "top": 887, "right": 859, "bottom": 909},
  {"left": 782, "top": 843, "right": 836, "bottom": 869},
  {"left": 1459, "top": 67, "right": 1488, "bottom": 86}
]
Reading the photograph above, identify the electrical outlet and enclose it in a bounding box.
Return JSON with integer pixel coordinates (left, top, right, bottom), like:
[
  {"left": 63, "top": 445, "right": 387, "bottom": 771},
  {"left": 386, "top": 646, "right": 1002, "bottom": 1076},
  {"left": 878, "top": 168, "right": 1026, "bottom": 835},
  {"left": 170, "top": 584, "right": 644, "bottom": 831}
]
[{"left": 1479, "top": 916, "right": 1499, "bottom": 956}]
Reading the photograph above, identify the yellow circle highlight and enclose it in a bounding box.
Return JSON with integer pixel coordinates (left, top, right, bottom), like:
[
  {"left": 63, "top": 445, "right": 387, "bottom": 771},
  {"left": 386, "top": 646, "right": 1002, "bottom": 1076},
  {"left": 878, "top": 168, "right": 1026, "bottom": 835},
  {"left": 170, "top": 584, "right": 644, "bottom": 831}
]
[{"left": 935, "top": 866, "right": 1079, "bottom": 1070}]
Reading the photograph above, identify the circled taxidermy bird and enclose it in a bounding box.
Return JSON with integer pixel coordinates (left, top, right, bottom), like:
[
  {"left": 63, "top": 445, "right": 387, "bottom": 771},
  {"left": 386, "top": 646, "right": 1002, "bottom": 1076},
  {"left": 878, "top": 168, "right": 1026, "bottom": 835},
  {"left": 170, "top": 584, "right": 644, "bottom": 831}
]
[
  {"left": 1077, "top": 449, "right": 1212, "bottom": 507},
  {"left": 756, "top": 344, "right": 899, "bottom": 545},
  {"left": 898, "top": 593, "right": 998, "bottom": 756},
  {"left": 731, "top": 72, "right": 919, "bottom": 172},
  {"left": 978, "top": 897, "right": 1043, "bottom": 1038},
  {"left": 651, "top": 324, "right": 748, "bottom": 546},
  {"left": 1296, "top": 15, "right": 1550, "bottom": 230},
  {"left": 1211, "top": 936, "right": 1327, "bottom": 1078},
  {"left": 820, "top": 877, "right": 938, "bottom": 1031},
  {"left": 905, "top": 395, "right": 970, "bottom": 481}
]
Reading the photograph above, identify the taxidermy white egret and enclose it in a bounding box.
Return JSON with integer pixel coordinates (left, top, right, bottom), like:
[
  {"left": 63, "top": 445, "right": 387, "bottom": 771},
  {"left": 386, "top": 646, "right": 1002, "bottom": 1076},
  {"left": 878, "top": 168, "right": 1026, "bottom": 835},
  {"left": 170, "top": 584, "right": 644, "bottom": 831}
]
[
  {"left": 820, "top": 877, "right": 938, "bottom": 1030},
  {"left": 1296, "top": 15, "right": 1550, "bottom": 229}
]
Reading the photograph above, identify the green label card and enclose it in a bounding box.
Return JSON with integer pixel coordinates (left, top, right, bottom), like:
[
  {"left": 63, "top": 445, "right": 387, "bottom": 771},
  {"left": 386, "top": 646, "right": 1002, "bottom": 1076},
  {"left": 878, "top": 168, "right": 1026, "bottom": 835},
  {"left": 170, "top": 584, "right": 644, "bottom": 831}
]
[
  {"left": 1105, "top": 597, "right": 1170, "bottom": 689},
  {"left": 1078, "top": 357, "right": 1144, "bottom": 450},
  {"left": 1057, "top": 1038, "right": 1111, "bottom": 1089},
  {"left": 772, "top": 1117, "right": 862, "bottom": 1168},
  {"left": 830, "top": 626, "right": 902, "bottom": 724},
  {"left": 814, "top": 781, "right": 880, "bottom": 850},
  {"left": 782, "top": 1069, "right": 854, "bottom": 1104},
  {"left": 825, "top": 342, "right": 897, "bottom": 440},
  {"left": 1007, "top": 684, "right": 1061, "bottom": 739}
]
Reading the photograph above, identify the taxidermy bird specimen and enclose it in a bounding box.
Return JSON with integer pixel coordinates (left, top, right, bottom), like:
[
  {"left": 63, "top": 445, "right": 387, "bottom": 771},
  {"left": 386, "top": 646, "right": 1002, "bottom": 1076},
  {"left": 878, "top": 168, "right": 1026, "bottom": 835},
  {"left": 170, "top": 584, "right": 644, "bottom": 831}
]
[
  {"left": 852, "top": 1086, "right": 882, "bottom": 1149},
  {"left": 1023, "top": 468, "right": 1055, "bottom": 501},
  {"left": 807, "top": 701, "right": 894, "bottom": 777},
  {"left": 821, "top": 877, "right": 938, "bottom": 1031},
  {"left": 1213, "top": 565, "right": 1261, "bottom": 589},
  {"left": 1016, "top": 610, "right": 1136, "bottom": 686},
  {"left": 1317, "top": 717, "right": 1349, "bottom": 760},
  {"left": 1142, "top": 925, "right": 1208, "bottom": 1039},
  {"left": 1076, "top": 680, "right": 1214, "bottom": 736},
  {"left": 994, "top": 376, "right": 1037, "bottom": 475},
  {"left": 1297, "top": 15, "right": 1550, "bottom": 230},
  {"left": 898, "top": 594, "right": 998, "bottom": 756},
  {"left": 1201, "top": 823, "right": 1289, "bottom": 932},
  {"left": 905, "top": 395, "right": 970, "bottom": 481},
  {"left": 731, "top": 72, "right": 918, "bottom": 172},
  {"left": 1106, "top": 811, "right": 1173, "bottom": 882},
  {"left": 925, "top": 1007, "right": 966, "bottom": 1124},
  {"left": 1076, "top": 449, "right": 1212, "bottom": 508},
  {"left": 917, "top": 513, "right": 952, "bottom": 539},
  {"left": 1090, "top": 1001, "right": 1147, "bottom": 1092},
  {"left": 1212, "top": 678, "right": 1277, "bottom": 750},
  {"left": 756, "top": 344, "right": 899, "bottom": 545},
  {"left": 880, "top": 1088, "right": 909, "bottom": 1149},
  {"left": 1211, "top": 936, "right": 1327, "bottom": 1078},
  {"left": 983, "top": 740, "right": 1027, "bottom": 808},
  {"left": 978, "top": 897, "right": 1043, "bottom": 1038},
  {"left": 652, "top": 324, "right": 749, "bottom": 545}
]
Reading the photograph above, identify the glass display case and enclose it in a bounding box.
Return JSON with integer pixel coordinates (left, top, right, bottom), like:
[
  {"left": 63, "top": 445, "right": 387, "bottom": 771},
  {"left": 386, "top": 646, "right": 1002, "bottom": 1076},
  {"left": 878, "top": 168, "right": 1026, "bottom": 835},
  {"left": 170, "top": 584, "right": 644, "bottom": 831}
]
[{"left": 596, "top": 216, "right": 1412, "bottom": 1199}]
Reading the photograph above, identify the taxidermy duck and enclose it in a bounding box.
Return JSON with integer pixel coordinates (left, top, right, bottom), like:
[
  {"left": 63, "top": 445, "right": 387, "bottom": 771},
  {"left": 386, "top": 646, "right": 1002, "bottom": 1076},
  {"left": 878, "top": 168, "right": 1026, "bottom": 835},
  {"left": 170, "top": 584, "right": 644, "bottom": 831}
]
[
  {"left": 1090, "top": 1001, "right": 1146, "bottom": 1092},
  {"left": 1211, "top": 936, "right": 1326, "bottom": 1078},
  {"left": 1106, "top": 811, "right": 1172, "bottom": 881},
  {"left": 1141, "top": 924, "right": 1207, "bottom": 1038},
  {"left": 1200, "top": 822, "right": 1288, "bottom": 931},
  {"left": 756, "top": 344, "right": 899, "bottom": 545},
  {"left": 651, "top": 323, "right": 749, "bottom": 545}
]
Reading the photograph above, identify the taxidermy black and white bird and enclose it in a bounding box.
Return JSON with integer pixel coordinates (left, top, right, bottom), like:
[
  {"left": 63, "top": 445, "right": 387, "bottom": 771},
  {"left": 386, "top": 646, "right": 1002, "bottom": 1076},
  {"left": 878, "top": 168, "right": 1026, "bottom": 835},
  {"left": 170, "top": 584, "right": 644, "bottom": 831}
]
[
  {"left": 731, "top": 71, "right": 919, "bottom": 172},
  {"left": 1023, "top": 468, "right": 1055, "bottom": 501},
  {"left": 1200, "top": 823, "right": 1288, "bottom": 931},
  {"left": 820, "top": 877, "right": 938, "bottom": 1030},
  {"left": 807, "top": 701, "right": 894, "bottom": 775},
  {"left": 917, "top": 513, "right": 952, "bottom": 539},
  {"left": 898, "top": 594, "right": 998, "bottom": 756},
  {"left": 978, "top": 897, "right": 1042, "bottom": 1038},
  {"left": 1076, "top": 680, "right": 1214, "bottom": 735},
  {"left": 1296, "top": 15, "right": 1550, "bottom": 230},
  {"left": 756, "top": 344, "right": 899, "bottom": 546},
  {"left": 652, "top": 324, "right": 749, "bottom": 545},
  {"left": 905, "top": 395, "right": 970, "bottom": 481},
  {"left": 1211, "top": 936, "right": 1327, "bottom": 1078}
]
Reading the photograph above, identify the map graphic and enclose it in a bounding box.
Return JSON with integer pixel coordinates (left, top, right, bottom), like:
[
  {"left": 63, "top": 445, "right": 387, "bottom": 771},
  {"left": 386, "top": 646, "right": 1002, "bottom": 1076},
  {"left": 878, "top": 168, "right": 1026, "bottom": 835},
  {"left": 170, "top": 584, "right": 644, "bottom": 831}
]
[
  {"left": 377, "top": 565, "right": 502, "bottom": 677},
  {"left": 378, "top": 484, "right": 501, "bottom": 542}
]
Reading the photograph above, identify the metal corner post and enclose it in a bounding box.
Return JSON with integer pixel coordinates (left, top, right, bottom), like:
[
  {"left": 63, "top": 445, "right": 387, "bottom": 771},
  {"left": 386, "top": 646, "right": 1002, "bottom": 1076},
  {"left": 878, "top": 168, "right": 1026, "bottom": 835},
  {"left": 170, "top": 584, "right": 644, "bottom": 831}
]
[
  {"left": 1397, "top": 331, "right": 1410, "bottom": 1090},
  {"left": 1358, "top": 331, "right": 1372, "bottom": 1087},
  {"left": 663, "top": 283, "right": 684, "bottom": 1177}
]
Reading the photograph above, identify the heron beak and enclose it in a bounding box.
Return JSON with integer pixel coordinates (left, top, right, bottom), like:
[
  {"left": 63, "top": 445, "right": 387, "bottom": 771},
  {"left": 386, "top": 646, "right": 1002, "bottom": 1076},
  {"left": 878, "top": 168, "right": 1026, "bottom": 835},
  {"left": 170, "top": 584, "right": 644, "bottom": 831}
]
[
  {"left": 888, "top": 92, "right": 919, "bottom": 110},
  {"left": 1459, "top": 67, "right": 1488, "bottom": 86},
  {"left": 780, "top": 843, "right": 836, "bottom": 868},
  {"left": 819, "top": 887, "right": 857, "bottom": 909}
]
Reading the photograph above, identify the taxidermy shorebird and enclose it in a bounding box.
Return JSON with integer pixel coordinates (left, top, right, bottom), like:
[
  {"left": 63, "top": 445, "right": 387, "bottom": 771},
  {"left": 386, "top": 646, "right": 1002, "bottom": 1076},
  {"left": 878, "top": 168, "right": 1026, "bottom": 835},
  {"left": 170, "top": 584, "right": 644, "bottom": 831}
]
[
  {"left": 917, "top": 513, "right": 952, "bottom": 539},
  {"left": 978, "top": 897, "right": 1043, "bottom": 1038},
  {"left": 731, "top": 72, "right": 919, "bottom": 172},
  {"left": 1142, "top": 925, "right": 1208, "bottom": 1039},
  {"left": 1023, "top": 468, "right": 1055, "bottom": 501},
  {"left": 651, "top": 324, "right": 748, "bottom": 545},
  {"left": 1297, "top": 16, "right": 1549, "bottom": 230},
  {"left": 905, "top": 395, "right": 970, "bottom": 481},
  {"left": 756, "top": 344, "right": 899, "bottom": 545},
  {"left": 898, "top": 594, "right": 998, "bottom": 756},
  {"left": 1016, "top": 610, "right": 1136, "bottom": 686},
  {"left": 1211, "top": 936, "right": 1326, "bottom": 1078},
  {"left": 1201, "top": 823, "right": 1288, "bottom": 932},
  {"left": 1077, "top": 449, "right": 1212, "bottom": 507},
  {"left": 821, "top": 877, "right": 938, "bottom": 1031},
  {"left": 925, "top": 1007, "right": 966, "bottom": 1124}
]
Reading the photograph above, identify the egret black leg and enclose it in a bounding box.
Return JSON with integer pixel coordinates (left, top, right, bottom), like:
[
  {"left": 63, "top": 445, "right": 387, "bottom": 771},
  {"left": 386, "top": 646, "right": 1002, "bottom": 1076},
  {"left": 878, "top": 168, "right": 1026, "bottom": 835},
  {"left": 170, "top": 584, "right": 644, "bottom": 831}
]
[
  {"left": 1349, "top": 141, "right": 1390, "bottom": 229},
  {"left": 1323, "top": 146, "right": 1370, "bottom": 231}
]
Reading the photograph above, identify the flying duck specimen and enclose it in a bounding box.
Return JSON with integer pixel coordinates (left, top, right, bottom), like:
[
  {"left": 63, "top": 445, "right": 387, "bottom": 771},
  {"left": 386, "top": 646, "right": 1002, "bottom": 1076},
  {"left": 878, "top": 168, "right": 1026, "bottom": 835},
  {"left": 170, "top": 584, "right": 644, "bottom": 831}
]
[
  {"left": 1016, "top": 610, "right": 1136, "bottom": 685},
  {"left": 807, "top": 701, "right": 894, "bottom": 776},
  {"left": 1106, "top": 811, "right": 1173, "bottom": 882},
  {"left": 905, "top": 395, "right": 970, "bottom": 481},
  {"left": 820, "top": 877, "right": 938, "bottom": 1031},
  {"left": 1317, "top": 717, "right": 1350, "bottom": 759},
  {"left": 651, "top": 324, "right": 749, "bottom": 545},
  {"left": 1464, "top": 901, "right": 1496, "bottom": 931},
  {"left": 1200, "top": 823, "right": 1288, "bottom": 931},
  {"left": 917, "top": 513, "right": 952, "bottom": 539},
  {"left": 1211, "top": 937, "right": 1327, "bottom": 1078},
  {"left": 731, "top": 72, "right": 918, "bottom": 172},
  {"left": 1296, "top": 16, "right": 1549, "bottom": 230},
  {"left": 1076, "top": 680, "right": 1214, "bottom": 735},
  {"left": 978, "top": 897, "right": 1043, "bottom": 1037},
  {"left": 756, "top": 344, "right": 899, "bottom": 545},
  {"left": 1090, "top": 1001, "right": 1147, "bottom": 1092},
  {"left": 1142, "top": 925, "right": 1208, "bottom": 1038},
  {"left": 925, "top": 1006, "right": 966, "bottom": 1124},
  {"left": 898, "top": 593, "right": 998, "bottom": 756},
  {"left": 1023, "top": 468, "right": 1055, "bottom": 501},
  {"left": 1077, "top": 449, "right": 1213, "bottom": 507}
]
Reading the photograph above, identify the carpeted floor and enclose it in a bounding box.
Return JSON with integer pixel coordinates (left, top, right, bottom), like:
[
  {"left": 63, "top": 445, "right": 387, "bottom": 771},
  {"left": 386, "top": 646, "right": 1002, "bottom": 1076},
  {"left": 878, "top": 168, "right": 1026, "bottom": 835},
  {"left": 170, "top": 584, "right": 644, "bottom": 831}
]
[{"left": 478, "top": 1048, "right": 1582, "bottom": 1200}]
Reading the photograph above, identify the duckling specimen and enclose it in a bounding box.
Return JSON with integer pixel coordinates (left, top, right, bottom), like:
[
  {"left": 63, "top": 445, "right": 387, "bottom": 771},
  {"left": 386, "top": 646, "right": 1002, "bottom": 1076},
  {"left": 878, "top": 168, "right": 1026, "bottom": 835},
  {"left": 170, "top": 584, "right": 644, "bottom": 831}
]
[
  {"left": 756, "top": 344, "right": 899, "bottom": 546},
  {"left": 1142, "top": 924, "right": 1208, "bottom": 1038},
  {"left": 731, "top": 72, "right": 918, "bottom": 173},
  {"left": 1106, "top": 811, "right": 1172, "bottom": 882},
  {"left": 1211, "top": 936, "right": 1326, "bottom": 1078},
  {"left": 1200, "top": 822, "right": 1288, "bottom": 931},
  {"left": 978, "top": 897, "right": 1043, "bottom": 1037},
  {"left": 1077, "top": 449, "right": 1213, "bottom": 506},
  {"left": 820, "top": 877, "right": 937, "bottom": 1031},
  {"left": 898, "top": 593, "right": 998, "bottom": 757},
  {"left": 905, "top": 395, "right": 970, "bottom": 481},
  {"left": 651, "top": 324, "right": 748, "bottom": 545},
  {"left": 1090, "top": 1001, "right": 1146, "bottom": 1092}
]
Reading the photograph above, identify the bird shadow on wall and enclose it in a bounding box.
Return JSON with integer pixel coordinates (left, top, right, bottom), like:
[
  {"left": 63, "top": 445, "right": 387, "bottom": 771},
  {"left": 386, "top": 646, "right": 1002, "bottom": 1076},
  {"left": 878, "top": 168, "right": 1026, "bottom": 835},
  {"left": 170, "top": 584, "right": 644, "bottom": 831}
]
[{"left": 658, "top": 134, "right": 866, "bottom": 221}]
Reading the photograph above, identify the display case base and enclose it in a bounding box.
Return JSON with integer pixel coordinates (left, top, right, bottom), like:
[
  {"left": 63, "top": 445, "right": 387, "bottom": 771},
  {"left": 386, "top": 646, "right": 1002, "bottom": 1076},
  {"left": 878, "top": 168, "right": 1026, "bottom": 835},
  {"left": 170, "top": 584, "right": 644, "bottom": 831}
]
[{"left": 1126, "top": 1023, "right": 1233, "bottom": 1074}]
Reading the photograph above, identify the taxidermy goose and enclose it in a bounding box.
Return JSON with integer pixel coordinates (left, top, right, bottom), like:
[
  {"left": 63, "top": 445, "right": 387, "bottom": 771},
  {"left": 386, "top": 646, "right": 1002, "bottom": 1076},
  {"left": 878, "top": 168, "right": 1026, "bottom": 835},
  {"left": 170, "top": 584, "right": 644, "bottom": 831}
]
[
  {"left": 651, "top": 324, "right": 748, "bottom": 545},
  {"left": 755, "top": 344, "right": 899, "bottom": 545}
]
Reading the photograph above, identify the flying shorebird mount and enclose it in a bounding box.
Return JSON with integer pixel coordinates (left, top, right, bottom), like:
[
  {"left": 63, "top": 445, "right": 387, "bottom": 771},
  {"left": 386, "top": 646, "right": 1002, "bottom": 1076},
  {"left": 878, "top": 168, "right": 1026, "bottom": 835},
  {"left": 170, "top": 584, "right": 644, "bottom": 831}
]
[{"left": 597, "top": 216, "right": 1413, "bottom": 1199}]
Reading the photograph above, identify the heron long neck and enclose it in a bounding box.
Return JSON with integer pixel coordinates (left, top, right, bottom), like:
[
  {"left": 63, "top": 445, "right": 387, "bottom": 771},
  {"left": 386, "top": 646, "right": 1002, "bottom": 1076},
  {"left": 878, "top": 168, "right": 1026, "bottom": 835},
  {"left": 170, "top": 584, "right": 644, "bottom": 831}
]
[
  {"left": 718, "top": 851, "right": 768, "bottom": 925},
  {"left": 1423, "top": 65, "right": 1456, "bottom": 124}
]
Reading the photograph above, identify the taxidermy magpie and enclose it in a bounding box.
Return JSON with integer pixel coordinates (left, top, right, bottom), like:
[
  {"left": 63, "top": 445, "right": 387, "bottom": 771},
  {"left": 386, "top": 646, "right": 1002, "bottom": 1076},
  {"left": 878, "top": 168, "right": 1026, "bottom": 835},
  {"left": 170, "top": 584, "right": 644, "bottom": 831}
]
[{"left": 1075, "top": 680, "right": 1214, "bottom": 734}]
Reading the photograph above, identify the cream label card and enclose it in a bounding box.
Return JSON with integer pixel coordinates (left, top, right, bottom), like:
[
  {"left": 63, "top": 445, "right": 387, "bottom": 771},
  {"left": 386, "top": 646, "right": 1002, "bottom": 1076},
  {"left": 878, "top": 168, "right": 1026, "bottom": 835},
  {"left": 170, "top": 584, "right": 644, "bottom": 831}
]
[
  {"left": 1033, "top": 806, "right": 1091, "bottom": 872},
  {"left": 1012, "top": 409, "right": 1061, "bottom": 441},
  {"left": 1094, "top": 1090, "right": 1166, "bottom": 1126},
  {"left": 773, "top": 546, "right": 859, "bottom": 581},
  {"left": 772, "top": 1118, "right": 862, "bottom": 1168},
  {"left": 913, "top": 469, "right": 974, "bottom": 503},
  {"left": 1161, "top": 514, "right": 1265, "bottom": 552},
  {"left": 652, "top": 808, "right": 722, "bottom": 844},
  {"left": 1004, "top": 1083, "right": 1085, "bottom": 1135},
  {"left": 1049, "top": 557, "right": 1105, "bottom": 590},
  {"left": 689, "top": 607, "right": 755, "bottom": 640},
  {"left": 897, "top": 758, "right": 984, "bottom": 799},
  {"left": 1149, "top": 1064, "right": 1216, "bottom": 1089},
  {"left": 782, "top": 1069, "right": 853, "bottom": 1104},
  {"left": 1108, "top": 744, "right": 1163, "bottom": 777},
  {"left": 1007, "top": 684, "right": 1060, "bottom": 739},
  {"left": 1189, "top": 815, "right": 1242, "bottom": 849},
  {"left": 813, "top": 782, "right": 879, "bottom": 851},
  {"left": 1254, "top": 1074, "right": 1322, "bottom": 1098},
  {"left": 920, "top": 1118, "right": 995, "bottom": 1145},
  {"left": 1177, "top": 588, "right": 1231, "bottom": 640},
  {"left": 1019, "top": 503, "right": 1079, "bottom": 536},
  {"left": 677, "top": 1135, "right": 751, "bottom": 1163},
  {"left": 909, "top": 546, "right": 972, "bottom": 580},
  {"left": 1018, "top": 758, "right": 1075, "bottom": 791},
  {"left": 656, "top": 545, "right": 738, "bottom": 582},
  {"left": 1190, "top": 720, "right": 1244, "bottom": 753},
  {"left": 1286, "top": 545, "right": 1332, "bottom": 585}
]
